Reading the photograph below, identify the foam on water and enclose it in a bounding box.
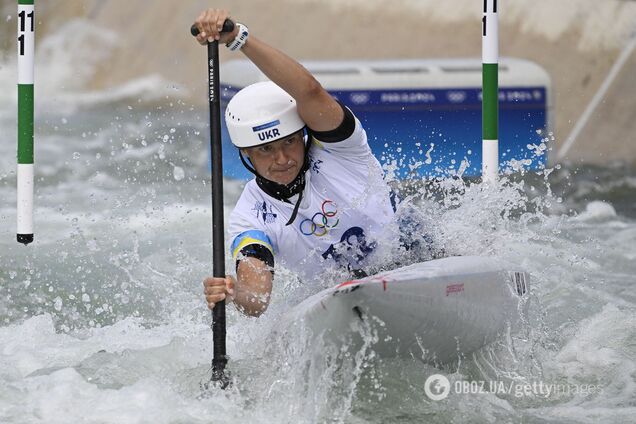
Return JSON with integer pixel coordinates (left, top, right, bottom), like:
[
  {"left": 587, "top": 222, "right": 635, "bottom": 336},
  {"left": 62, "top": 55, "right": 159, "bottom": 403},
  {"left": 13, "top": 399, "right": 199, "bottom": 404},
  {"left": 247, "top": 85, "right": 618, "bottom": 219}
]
[{"left": 1, "top": 20, "right": 635, "bottom": 424}]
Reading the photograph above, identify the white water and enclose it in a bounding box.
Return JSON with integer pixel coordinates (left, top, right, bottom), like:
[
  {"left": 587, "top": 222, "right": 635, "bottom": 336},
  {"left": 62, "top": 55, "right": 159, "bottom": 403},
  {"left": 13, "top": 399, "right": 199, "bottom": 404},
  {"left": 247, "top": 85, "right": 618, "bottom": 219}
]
[{"left": 0, "top": 20, "right": 635, "bottom": 423}]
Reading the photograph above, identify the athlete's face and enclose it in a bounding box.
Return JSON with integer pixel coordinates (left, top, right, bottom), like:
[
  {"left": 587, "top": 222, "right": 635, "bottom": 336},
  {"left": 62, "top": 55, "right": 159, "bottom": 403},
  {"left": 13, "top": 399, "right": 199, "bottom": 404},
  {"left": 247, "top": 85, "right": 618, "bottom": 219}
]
[{"left": 243, "top": 130, "right": 305, "bottom": 185}]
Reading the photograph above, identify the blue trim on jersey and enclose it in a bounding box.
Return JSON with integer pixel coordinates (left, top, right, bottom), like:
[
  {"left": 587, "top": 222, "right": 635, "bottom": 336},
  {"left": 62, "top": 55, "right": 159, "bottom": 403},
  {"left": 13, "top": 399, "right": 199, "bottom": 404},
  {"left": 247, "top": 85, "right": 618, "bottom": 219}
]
[{"left": 231, "top": 230, "right": 274, "bottom": 260}]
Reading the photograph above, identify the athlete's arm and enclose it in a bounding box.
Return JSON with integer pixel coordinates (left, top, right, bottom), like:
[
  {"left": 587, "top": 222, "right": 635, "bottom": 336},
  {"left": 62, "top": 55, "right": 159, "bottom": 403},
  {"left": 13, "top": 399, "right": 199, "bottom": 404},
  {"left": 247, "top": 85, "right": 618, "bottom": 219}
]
[
  {"left": 193, "top": 8, "right": 343, "bottom": 132},
  {"left": 310, "top": 102, "right": 357, "bottom": 143},
  {"left": 235, "top": 256, "right": 273, "bottom": 316},
  {"left": 203, "top": 257, "right": 273, "bottom": 317},
  {"left": 240, "top": 37, "right": 343, "bottom": 133},
  {"left": 205, "top": 226, "right": 276, "bottom": 317}
]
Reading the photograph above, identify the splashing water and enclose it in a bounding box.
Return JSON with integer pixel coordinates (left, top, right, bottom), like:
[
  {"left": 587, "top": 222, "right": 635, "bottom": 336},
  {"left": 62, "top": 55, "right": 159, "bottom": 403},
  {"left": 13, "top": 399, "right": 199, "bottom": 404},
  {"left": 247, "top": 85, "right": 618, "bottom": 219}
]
[{"left": 0, "top": 21, "right": 635, "bottom": 424}]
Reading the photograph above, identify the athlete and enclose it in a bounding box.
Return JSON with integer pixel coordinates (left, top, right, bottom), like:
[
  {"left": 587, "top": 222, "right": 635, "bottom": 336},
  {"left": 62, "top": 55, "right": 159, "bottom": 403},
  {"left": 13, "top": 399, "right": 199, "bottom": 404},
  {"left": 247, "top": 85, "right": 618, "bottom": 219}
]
[{"left": 195, "top": 9, "right": 396, "bottom": 317}]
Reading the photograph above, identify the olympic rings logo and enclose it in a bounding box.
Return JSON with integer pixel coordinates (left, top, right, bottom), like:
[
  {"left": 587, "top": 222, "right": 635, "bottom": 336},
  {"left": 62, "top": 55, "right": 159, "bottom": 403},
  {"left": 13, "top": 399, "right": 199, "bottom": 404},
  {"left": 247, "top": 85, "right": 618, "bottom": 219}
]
[{"left": 300, "top": 200, "right": 340, "bottom": 237}]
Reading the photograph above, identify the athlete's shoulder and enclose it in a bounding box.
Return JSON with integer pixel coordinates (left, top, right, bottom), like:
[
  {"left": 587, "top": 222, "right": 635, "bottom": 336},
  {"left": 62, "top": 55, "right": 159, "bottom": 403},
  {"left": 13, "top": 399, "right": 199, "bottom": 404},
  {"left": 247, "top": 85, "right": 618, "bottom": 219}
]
[{"left": 309, "top": 116, "right": 371, "bottom": 162}]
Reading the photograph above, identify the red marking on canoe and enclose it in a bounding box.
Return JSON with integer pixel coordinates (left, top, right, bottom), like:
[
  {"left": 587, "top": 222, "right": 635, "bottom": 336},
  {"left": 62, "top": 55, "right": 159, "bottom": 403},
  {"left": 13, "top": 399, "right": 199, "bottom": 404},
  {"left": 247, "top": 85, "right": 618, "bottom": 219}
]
[
  {"left": 336, "top": 280, "right": 358, "bottom": 289},
  {"left": 445, "top": 283, "right": 465, "bottom": 296}
]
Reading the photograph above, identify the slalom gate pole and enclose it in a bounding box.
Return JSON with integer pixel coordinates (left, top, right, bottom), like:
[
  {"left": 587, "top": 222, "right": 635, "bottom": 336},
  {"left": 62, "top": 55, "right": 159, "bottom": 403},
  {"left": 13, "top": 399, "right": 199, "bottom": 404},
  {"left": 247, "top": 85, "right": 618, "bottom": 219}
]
[
  {"left": 482, "top": 0, "right": 499, "bottom": 182},
  {"left": 17, "top": 0, "right": 35, "bottom": 245},
  {"left": 191, "top": 20, "right": 235, "bottom": 389}
]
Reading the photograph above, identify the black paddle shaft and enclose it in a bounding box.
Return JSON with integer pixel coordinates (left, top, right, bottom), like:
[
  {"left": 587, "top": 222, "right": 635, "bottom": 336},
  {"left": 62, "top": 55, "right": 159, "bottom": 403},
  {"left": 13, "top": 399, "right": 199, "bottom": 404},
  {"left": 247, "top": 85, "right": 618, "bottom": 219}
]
[{"left": 191, "top": 18, "right": 235, "bottom": 387}]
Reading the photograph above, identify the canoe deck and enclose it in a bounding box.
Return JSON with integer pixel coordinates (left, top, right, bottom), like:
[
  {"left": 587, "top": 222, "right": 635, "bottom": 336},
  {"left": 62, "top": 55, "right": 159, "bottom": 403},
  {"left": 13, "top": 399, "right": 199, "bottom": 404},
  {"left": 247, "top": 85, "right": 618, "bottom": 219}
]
[{"left": 285, "top": 256, "right": 530, "bottom": 363}]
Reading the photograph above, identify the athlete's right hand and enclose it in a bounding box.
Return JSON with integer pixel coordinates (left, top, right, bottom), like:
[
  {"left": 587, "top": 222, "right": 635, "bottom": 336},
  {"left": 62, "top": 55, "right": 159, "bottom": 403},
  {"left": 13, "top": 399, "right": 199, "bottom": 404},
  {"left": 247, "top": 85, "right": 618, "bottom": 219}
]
[{"left": 203, "top": 275, "right": 236, "bottom": 310}]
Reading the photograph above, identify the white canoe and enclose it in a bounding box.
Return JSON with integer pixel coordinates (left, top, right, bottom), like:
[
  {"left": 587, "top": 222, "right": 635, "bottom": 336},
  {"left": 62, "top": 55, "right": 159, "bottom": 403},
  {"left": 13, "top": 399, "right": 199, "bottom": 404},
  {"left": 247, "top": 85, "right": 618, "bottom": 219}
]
[{"left": 285, "top": 256, "right": 529, "bottom": 364}]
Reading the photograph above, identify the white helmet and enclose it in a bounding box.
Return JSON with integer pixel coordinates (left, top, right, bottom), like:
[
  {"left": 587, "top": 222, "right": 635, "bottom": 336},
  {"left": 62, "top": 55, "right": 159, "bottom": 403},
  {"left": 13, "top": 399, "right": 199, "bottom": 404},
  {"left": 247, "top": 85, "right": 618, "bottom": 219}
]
[{"left": 225, "top": 81, "right": 306, "bottom": 148}]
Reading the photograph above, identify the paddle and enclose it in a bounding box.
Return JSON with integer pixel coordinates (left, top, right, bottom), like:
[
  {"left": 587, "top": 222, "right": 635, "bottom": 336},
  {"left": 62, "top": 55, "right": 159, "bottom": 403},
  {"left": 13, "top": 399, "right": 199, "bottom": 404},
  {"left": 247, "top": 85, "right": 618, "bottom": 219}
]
[{"left": 191, "top": 19, "right": 234, "bottom": 389}]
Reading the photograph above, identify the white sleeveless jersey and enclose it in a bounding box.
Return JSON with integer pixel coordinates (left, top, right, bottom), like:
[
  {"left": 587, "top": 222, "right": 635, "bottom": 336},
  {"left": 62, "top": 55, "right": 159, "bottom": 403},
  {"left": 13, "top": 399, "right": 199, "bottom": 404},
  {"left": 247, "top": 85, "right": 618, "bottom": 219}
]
[{"left": 228, "top": 117, "right": 395, "bottom": 280}]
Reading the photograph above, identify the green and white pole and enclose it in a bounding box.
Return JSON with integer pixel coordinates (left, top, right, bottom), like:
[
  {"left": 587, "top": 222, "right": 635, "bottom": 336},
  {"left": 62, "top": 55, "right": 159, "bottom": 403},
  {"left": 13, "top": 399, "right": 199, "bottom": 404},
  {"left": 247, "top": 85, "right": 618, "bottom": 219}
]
[
  {"left": 482, "top": 0, "right": 498, "bottom": 182},
  {"left": 17, "top": 0, "right": 34, "bottom": 245}
]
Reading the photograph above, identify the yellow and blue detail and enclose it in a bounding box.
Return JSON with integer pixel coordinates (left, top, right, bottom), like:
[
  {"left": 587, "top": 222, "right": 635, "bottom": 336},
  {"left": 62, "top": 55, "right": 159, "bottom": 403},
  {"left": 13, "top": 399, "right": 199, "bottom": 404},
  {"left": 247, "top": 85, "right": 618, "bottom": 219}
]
[{"left": 231, "top": 229, "right": 274, "bottom": 261}]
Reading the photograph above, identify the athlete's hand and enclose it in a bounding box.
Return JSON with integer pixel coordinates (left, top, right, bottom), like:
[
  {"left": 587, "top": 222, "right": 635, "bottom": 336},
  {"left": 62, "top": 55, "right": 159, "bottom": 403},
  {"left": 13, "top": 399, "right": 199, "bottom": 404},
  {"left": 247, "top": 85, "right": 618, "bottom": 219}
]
[
  {"left": 193, "top": 8, "right": 239, "bottom": 45},
  {"left": 203, "top": 275, "right": 236, "bottom": 310}
]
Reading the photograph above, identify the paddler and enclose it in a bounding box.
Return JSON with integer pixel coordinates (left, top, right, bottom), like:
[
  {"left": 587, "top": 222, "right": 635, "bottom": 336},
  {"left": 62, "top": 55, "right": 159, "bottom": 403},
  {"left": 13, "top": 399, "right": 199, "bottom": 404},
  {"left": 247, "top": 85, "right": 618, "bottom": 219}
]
[{"left": 195, "top": 8, "right": 397, "bottom": 316}]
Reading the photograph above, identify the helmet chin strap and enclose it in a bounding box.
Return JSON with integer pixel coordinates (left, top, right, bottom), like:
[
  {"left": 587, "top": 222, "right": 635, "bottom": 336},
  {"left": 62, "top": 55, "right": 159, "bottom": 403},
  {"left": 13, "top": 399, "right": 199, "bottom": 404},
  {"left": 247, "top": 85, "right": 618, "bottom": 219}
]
[{"left": 239, "top": 132, "right": 311, "bottom": 226}]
